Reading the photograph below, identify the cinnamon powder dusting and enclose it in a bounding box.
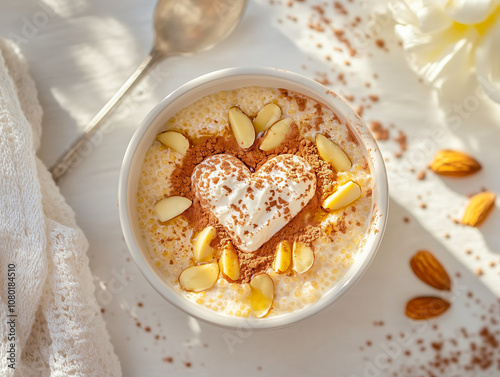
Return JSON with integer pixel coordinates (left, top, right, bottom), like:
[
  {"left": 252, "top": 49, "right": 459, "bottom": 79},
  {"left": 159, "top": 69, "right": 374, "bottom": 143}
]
[
  {"left": 369, "top": 121, "right": 389, "bottom": 141},
  {"left": 168, "top": 124, "right": 342, "bottom": 283}
]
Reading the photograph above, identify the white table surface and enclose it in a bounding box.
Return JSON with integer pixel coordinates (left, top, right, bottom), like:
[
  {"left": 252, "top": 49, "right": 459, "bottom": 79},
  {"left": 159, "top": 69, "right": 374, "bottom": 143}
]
[{"left": 2, "top": 0, "right": 500, "bottom": 375}]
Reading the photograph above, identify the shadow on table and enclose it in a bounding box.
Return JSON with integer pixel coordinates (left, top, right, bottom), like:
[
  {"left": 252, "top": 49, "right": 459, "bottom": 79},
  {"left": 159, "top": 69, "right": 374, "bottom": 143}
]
[
  {"left": 9, "top": 0, "right": 158, "bottom": 166},
  {"left": 186, "top": 198, "right": 498, "bottom": 375}
]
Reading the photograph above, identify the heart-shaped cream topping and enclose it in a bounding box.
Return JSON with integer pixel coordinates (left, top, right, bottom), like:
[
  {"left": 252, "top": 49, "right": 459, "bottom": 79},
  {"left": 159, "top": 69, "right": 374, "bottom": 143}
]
[{"left": 192, "top": 154, "right": 316, "bottom": 252}]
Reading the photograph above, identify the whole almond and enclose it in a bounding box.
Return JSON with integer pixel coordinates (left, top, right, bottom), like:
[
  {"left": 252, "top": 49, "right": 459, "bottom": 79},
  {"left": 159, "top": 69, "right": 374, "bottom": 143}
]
[
  {"left": 405, "top": 296, "right": 450, "bottom": 320},
  {"left": 462, "top": 191, "right": 496, "bottom": 227},
  {"left": 410, "top": 250, "right": 451, "bottom": 291},
  {"left": 429, "top": 150, "right": 481, "bottom": 177}
]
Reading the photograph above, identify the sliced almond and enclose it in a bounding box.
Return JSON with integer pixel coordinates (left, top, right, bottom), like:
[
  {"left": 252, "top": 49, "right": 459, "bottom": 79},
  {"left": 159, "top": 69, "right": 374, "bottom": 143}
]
[
  {"left": 462, "top": 191, "right": 496, "bottom": 227},
  {"left": 179, "top": 263, "right": 219, "bottom": 292},
  {"left": 193, "top": 226, "right": 217, "bottom": 262},
  {"left": 272, "top": 241, "right": 292, "bottom": 274},
  {"left": 316, "top": 134, "right": 352, "bottom": 172},
  {"left": 154, "top": 196, "right": 192, "bottom": 222},
  {"left": 322, "top": 181, "right": 361, "bottom": 211},
  {"left": 259, "top": 119, "right": 292, "bottom": 152},
  {"left": 405, "top": 296, "right": 450, "bottom": 320},
  {"left": 410, "top": 251, "right": 451, "bottom": 291},
  {"left": 249, "top": 273, "right": 274, "bottom": 318},
  {"left": 228, "top": 106, "right": 256, "bottom": 149},
  {"left": 292, "top": 242, "right": 314, "bottom": 274},
  {"left": 253, "top": 103, "right": 282, "bottom": 133},
  {"left": 219, "top": 243, "right": 240, "bottom": 282},
  {"left": 156, "top": 131, "right": 190, "bottom": 155},
  {"left": 429, "top": 149, "right": 481, "bottom": 177}
]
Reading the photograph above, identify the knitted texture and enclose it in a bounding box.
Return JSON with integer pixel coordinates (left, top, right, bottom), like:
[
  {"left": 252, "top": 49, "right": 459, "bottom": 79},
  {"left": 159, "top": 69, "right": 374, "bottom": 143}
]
[{"left": 0, "top": 38, "right": 122, "bottom": 377}]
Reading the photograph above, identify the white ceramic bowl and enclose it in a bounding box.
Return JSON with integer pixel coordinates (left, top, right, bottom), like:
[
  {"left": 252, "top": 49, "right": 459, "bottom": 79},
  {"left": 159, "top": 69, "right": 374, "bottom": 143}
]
[{"left": 118, "top": 67, "right": 388, "bottom": 330}]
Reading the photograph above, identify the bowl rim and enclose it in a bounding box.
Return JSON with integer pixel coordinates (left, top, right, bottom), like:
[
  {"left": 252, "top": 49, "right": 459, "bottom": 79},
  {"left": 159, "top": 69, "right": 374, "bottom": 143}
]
[{"left": 118, "top": 67, "right": 389, "bottom": 330}]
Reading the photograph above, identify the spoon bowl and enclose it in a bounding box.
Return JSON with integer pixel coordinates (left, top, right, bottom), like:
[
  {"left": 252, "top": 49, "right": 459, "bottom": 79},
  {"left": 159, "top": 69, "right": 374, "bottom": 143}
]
[{"left": 153, "top": 0, "right": 247, "bottom": 57}]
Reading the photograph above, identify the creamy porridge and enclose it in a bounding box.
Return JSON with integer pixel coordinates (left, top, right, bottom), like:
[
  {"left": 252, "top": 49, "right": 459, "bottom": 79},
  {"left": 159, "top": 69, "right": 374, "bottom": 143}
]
[{"left": 136, "top": 86, "right": 373, "bottom": 318}]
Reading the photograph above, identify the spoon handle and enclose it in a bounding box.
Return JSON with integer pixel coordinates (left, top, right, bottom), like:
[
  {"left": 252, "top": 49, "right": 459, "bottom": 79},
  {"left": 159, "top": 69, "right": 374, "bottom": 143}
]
[{"left": 49, "top": 52, "right": 159, "bottom": 181}]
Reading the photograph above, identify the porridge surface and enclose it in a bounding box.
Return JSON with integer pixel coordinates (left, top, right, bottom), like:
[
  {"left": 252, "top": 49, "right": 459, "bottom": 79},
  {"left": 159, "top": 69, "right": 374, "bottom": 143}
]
[{"left": 136, "top": 86, "right": 373, "bottom": 318}]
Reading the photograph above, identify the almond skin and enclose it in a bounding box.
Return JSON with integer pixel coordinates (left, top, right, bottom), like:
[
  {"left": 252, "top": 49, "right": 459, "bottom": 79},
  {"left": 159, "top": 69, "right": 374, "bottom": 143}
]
[
  {"left": 429, "top": 150, "right": 481, "bottom": 177},
  {"left": 410, "top": 250, "right": 451, "bottom": 291},
  {"left": 462, "top": 191, "right": 496, "bottom": 227},
  {"left": 405, "top": 297, "right": 450, "bottom": 320}
]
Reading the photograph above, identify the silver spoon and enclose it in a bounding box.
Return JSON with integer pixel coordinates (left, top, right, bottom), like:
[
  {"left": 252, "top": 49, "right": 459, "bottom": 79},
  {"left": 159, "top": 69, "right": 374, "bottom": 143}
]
[{"left": 50, "top": 0, "right": 247, "bottom": 181}]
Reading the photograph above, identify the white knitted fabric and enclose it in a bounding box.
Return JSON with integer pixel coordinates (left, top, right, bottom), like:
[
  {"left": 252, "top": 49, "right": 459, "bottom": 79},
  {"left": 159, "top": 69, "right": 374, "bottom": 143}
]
[{"left": 0, "top": 38, "right": 122, "bottom": 377}]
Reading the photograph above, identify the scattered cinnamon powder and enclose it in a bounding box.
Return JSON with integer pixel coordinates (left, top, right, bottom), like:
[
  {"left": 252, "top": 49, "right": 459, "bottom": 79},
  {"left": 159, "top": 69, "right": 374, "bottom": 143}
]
[
  {"left": 395, "top": 130, "right": 408, "bottom": 156},
  {"left": 312, "top": 5, "right": 325, "bottom": 15},
  {"left": 369, "top": 121, "right": 389, "bottom": 141},
  {"left": 308, "top": 20, "right": 325, "bottom": 32},
  {"left": 355, "top": 105, "right": 364, "bottom": 117},
  {"left": 375, "top": 39, "right": 385, "bottom": 49},
  {"left": 333, "top": 29, "right": 357, "bottom": 57},
  {"left": 366, "top": 296, "right": 500, "bottom": 375},
  {"left": 334, "top": 2, "right": 348, "bottom": 15},
  {"left": 337, "top": 73, "right": 347, "bottom": 85},
  {"left": 314, "top": 75, "right": 332, "bottom": 86}
]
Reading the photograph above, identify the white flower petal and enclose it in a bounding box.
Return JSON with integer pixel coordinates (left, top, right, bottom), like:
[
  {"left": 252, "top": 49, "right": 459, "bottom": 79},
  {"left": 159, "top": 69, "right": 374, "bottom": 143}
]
[
  {"left": 445, "top": 0, "right": 496, "bottom": 24},
  {"left": 417, "top": 4, "right": 453, "bottom": 33},
  {"left": 476, "top": 19, "right": 500, "bottom": 103},
  {"left": 395, "top": 24, "right": 433, "bottom": 50},
  {"left": 396, "top": 23, "right": 476, "bottom": 85},
  {"left": 395, "top": 24, "right": 477, "bottom": 68},
  {"left": 390, "top": 0, "right": 500, "bottom": 101},
  {"left": 389, "top": 0, "right": 420, "bottom": 25},
  {"left": 391, "top": 0, "right": 466, "bottom": 33},
  {"left": 366, "top": 0, "right": 394, "bottom": 13},
  {"left": 423, "top": 37, "right": 474, "bottom": 84},
  {"left": 404, "top": 0, "right": 436, "bottom": 16}
]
